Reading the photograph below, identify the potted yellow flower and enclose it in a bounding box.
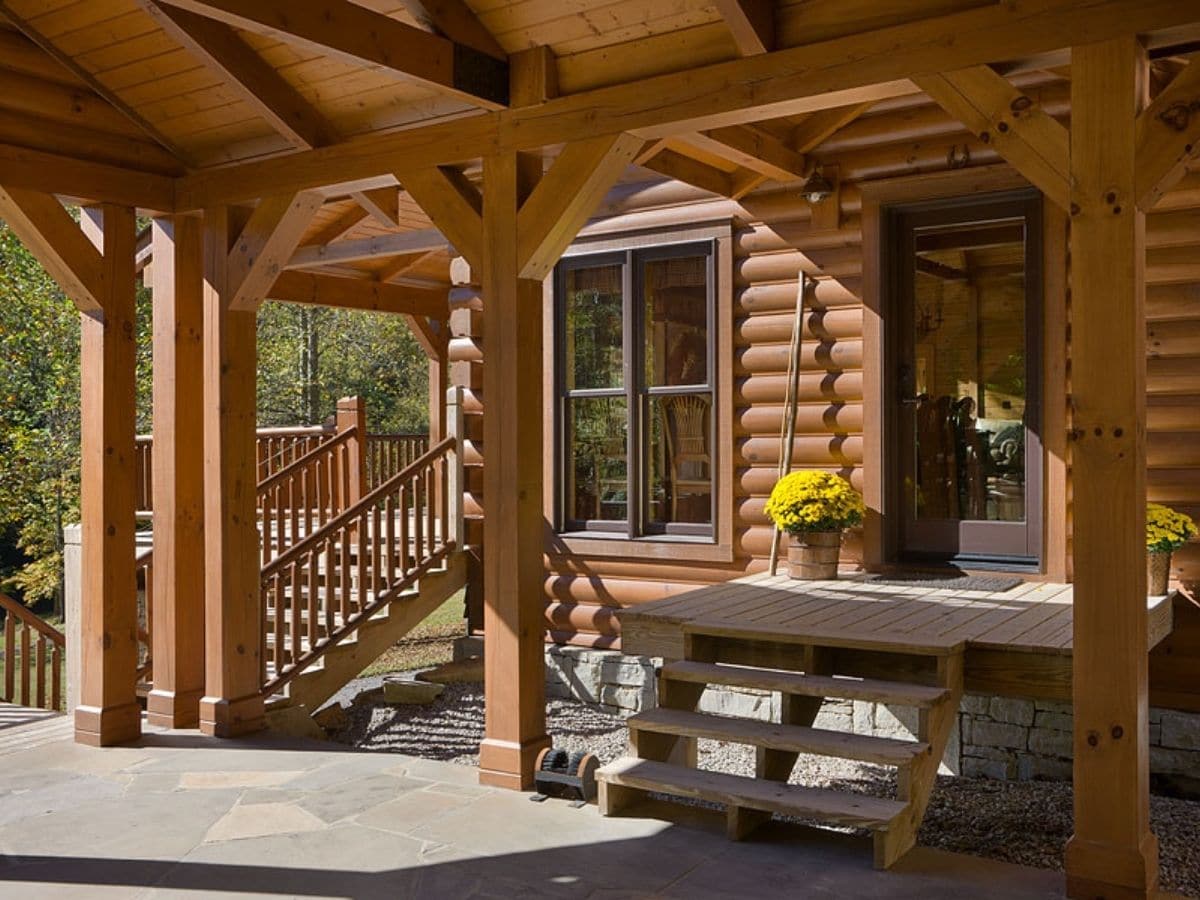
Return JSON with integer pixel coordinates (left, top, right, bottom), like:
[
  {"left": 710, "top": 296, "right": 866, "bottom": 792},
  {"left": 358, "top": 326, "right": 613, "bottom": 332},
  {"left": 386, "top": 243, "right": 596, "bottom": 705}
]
[
  {"left": 765, "top": 471, "right": 864, "bottom": 580},
  {"left": 1146, "top": 502, "right": 1197, "bottom": 595}
]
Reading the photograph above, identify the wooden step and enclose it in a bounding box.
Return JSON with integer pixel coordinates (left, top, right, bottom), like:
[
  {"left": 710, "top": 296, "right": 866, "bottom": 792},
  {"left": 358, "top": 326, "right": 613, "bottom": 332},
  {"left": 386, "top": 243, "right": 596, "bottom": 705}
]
[
  {"left": 662, "top": 661, "right": 951, "bottom": 709},
  {"left": 685, "top": 618, "right": 965, "bottom": 657},
  {"left": 597, "top": 757, "right": 906, "bottom": 831},
  {"left": 629, "top": 708, "right": 929, "bottom": 767}
]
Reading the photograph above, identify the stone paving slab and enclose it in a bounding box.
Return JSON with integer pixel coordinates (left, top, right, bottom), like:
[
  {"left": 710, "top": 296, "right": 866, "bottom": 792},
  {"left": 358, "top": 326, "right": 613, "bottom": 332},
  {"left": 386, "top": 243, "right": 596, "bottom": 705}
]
[{"left": 0, "top": 725, "right": 1066, "bottom": 899}]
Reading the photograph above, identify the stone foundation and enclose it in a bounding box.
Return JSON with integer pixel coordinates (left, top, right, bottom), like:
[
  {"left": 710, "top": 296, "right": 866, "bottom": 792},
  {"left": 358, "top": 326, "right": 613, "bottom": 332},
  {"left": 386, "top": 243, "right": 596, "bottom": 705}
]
[{"left": 544, "top": 644, "right": 1200, "bottom": 795}]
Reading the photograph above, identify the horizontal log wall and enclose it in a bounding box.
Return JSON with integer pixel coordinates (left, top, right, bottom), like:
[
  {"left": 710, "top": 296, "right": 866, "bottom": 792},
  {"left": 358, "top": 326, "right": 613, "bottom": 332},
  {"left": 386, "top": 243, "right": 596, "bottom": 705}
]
[{"left": 540, "top": 73, "right": 1200, "bottom": 655}]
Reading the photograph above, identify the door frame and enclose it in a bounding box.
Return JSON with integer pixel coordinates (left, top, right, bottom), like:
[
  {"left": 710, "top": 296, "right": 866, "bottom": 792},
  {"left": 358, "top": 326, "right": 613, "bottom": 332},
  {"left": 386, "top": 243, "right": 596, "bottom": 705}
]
[{"left": 861, "top": 165, "right": 1069, "bottom": 579}]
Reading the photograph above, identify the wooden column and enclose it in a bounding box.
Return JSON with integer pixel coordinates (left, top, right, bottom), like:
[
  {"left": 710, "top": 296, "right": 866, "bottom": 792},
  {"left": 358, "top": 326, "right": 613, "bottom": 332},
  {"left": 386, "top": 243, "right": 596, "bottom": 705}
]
[
  {"left": 146, "top": 216, "right": 206, "bottom": 729},
  {"left": 75, "top": 204, "right": 140, "bottom": 746},
  {"left": 1065, "top": 36, "right": 1158, "bottom": 900},
  {"left": 478, "top": 150, "right": 552, "bottom": 789},
  {"left": 336, "top": 395, "right": 367, "bottom": 505},
  {"left": 199, "top": 206, "right": 264, "bottom": 737}
]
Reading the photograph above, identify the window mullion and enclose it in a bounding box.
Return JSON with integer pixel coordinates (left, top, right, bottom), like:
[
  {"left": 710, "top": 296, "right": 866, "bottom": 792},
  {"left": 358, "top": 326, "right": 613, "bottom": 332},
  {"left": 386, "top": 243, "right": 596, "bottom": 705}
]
[{"left": 623, "top": 250, "right": 638, "bottom": 540}]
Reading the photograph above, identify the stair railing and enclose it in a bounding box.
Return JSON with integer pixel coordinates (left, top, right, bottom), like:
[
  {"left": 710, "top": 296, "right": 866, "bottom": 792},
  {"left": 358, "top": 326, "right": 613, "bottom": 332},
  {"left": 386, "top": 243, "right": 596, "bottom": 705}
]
[
  {"left": 256, "top": 426, "right": 363, "bottom": 568},
  {"left": 259, "top": 428, "right": 462, "bottom": 697},
  {"left": 365, "top": 434, "right": 431, "bottom": 490},
  {"left": 0, "top": 592, "right": 65, "bottom": 711},
  {"left": 135, "top": 546, "right": 154, "bottom": 684}
]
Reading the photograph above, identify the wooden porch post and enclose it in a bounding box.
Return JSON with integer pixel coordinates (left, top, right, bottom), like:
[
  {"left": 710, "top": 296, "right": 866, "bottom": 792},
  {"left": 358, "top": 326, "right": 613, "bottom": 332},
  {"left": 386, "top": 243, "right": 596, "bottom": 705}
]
[
  {"left": 199, "top": 205, "right": 265, "bottom": 737},
  {"left": 336, "top": 395, "right": 367, "bottom": 504},
  {"left": 478, "top": 150, "right": 552, "bottom": 789},
  {"left": 75, "top": 204, "right": 140, "bottom": 746},
  {"left": 1065, "top": 36, "right": 1158, "bottom": 900},
  {"left": 146, "top": 216, "right": 207, "bottom": 729}
]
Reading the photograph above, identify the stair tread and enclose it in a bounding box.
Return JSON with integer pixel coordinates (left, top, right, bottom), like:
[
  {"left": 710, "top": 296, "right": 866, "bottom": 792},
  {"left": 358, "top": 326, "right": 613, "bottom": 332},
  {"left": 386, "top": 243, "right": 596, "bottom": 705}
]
[
  {"left": 663, "top": 661, "right": 950, "bottom": 708},
  {"left": 685, "top": 619, "right": 964, "bottom": 656},
  {"left": 630, "top": 708, "right": 929, "bottom": 766},
  {"left": 597, "top": 758, "right": 906, "bottom": 830}
]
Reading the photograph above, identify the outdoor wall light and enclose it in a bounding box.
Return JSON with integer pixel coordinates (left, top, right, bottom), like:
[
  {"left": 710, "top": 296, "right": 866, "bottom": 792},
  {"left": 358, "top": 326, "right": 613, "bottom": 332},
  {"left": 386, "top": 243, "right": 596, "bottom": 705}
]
[{"left": 799, "top": 167, "right": 835, "bottom": 204}]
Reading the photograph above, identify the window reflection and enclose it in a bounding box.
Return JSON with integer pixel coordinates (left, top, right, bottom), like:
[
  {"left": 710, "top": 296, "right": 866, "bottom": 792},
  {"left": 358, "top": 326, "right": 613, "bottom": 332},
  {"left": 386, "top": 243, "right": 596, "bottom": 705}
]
[{"left": 564, "top": 265, "right": 623, "bottom": 390}]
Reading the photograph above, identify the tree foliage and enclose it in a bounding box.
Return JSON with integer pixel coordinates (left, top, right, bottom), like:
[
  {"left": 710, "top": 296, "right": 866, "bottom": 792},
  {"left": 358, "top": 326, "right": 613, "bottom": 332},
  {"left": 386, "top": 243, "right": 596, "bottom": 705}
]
[{"left": 0, "top": 219, "right": 430, "bottom": 612}]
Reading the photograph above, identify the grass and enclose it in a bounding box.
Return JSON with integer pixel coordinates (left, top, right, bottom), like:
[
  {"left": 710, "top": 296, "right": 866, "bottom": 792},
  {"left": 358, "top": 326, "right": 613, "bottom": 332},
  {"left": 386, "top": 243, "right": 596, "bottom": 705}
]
[{"left": 359, "top": 590, "right": 467, "bottom": 678}]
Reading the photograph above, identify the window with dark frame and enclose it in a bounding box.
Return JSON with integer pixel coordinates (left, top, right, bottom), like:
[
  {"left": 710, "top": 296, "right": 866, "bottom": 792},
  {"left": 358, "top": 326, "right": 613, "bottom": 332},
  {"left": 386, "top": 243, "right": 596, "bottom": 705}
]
[{"left": 555, "top": 241, "right": 716, "bottom": 540}]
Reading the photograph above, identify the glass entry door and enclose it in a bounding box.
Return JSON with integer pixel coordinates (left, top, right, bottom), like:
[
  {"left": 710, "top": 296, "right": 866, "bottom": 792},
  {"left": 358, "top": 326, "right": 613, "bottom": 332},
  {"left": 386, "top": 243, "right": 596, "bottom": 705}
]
[{"left": 889, "top": 192, "right": 1043, "bottom": 564}]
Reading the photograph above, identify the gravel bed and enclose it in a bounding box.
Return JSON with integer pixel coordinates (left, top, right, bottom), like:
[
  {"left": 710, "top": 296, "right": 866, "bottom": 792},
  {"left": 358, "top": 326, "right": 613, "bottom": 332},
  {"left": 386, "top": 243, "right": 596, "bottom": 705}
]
[{"left": 336, "top": 677, "right": 1200, "bottom": 897}]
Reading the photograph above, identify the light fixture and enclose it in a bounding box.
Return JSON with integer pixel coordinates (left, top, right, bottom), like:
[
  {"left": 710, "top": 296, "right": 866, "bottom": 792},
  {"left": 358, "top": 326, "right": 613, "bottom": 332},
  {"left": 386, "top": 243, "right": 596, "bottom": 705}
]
[{"left": 799, "top": 167, "right": 834, "bottom": 204}]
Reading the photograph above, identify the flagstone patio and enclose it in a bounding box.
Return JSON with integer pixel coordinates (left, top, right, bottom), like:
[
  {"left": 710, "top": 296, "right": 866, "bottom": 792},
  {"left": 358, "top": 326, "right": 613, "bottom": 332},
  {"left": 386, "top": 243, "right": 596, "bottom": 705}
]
[{"left": 0, "top": 720, "right": 1070, "bottom": 899}]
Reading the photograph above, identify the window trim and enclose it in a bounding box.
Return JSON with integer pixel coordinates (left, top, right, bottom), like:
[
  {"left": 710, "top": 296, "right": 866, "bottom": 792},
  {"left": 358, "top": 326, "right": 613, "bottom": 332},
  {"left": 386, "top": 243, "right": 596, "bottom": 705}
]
[{"left": 543, "top": 221, "right": 735, "bottom": 564}]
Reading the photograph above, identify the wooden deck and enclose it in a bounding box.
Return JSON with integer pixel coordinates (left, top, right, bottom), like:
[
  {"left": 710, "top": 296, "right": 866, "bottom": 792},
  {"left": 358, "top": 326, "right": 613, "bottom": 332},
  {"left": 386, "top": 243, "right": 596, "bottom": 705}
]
[{"left": 619, "top": 573, "right": 1176, "bottom": 701}]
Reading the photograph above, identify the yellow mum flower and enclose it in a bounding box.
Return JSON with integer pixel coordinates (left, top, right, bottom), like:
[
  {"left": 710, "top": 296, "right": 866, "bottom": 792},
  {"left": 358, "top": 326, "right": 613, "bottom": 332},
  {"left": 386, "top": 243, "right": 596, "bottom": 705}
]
[
  {"left": 1147, "top": 503, "right": 1198, "bottom": 553},
  {"left": 765, "top": 471, "right": 864, "bottom": 535}
]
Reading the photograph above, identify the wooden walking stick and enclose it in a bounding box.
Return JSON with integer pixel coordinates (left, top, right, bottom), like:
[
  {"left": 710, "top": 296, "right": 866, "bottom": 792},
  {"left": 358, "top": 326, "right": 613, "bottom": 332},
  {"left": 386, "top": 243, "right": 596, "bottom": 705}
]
[{"left": 768, "top": 272, "right": 807, "bottom": 575}]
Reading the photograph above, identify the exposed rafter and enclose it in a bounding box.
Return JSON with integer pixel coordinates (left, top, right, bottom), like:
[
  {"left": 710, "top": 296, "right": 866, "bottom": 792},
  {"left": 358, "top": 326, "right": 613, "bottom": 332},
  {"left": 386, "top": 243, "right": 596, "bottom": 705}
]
[
  {"left": 154, "top": 0, "right": 510, "bottom": 109},
  {"left": 684, "top": 125, "right": 806, "bottom": 182},
  {"left": 792, "top": 101, "right": 876, "bottom": 153},
  {"left": 377, "top": 248, "right": 443, "bottom": 284},
  {"left": 0, "top": 3, "right": 197, "bottom": 167},
  {"left": 303, "top": 203, "right": 371, "bottom": 248},
  {"left": 351, "top": 187, "right": 401, "bottom": 228},
  {"left": 169, "top": 0, "right": 1200, "bottom": 210},
  {"left": 1135, "top": 59, "right": 1200, "bottom": 210},
  {"left": 397, "top": 0, "right": 506, "bottom": 60},
  {"left": 713, "top": 0, "right": 774, "bottom": 55},
  {"left": 640, "top": 148, "right": 737, "bottom": 199},
  {"left": 138, "top": 1, "right": 340, "bottom": 149}
]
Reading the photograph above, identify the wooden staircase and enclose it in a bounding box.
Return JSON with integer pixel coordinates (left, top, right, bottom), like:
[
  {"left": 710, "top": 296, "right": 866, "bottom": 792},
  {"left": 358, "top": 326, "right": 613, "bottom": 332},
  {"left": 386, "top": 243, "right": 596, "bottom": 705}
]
[{"left": 596, "top": 622, "right": 964, "bottom": 868}]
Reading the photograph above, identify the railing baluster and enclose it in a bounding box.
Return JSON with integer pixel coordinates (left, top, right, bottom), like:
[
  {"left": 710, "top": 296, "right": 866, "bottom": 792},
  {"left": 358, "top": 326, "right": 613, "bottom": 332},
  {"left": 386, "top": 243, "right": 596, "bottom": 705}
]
[
  {"left": 36, "top": 635, "right": 46, "bottom": 709},
  {"left": 325, "top": 537, "right": 336, "bottom": 635},
  {"left": 372, "top": 503, "right": 382, "bottom": 597},
  {"left": 290, "top": 558, "right": 303, "bottom": 666},
  {"left": 385, "top": 493, "right": 397, "bottom": 588},
  {"left": 20, "top": 623, "right": 31, "bottom": 706},
  {"left": 427, "top": 462, "right": 436, "bottom": 553},
  {"left": 307, "top": 549, "right": 319, "bottom": 647},
  {"left": 399, "top": 482, "right": 409, "bottom": 575},
  {"left": 357, "top": 511, "right": 368, "bottom": 612},
  {"left": 4, "top": 614, "right": 12, "bottom": 700},
  {"left": 51, "top": 643, "right": 61, "bottom": 711},
  {"left": 340, "top": 521, "right": 352, "bottom": 621},
  {"left": 274, "top": 572, "right": 286, "bottom": 670}
]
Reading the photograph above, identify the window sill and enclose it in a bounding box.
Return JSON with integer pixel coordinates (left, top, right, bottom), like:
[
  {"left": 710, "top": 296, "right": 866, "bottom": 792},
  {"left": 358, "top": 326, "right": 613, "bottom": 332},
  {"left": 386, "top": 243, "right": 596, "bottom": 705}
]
[{"left": 551, "top": 532, "right": 735, "bottom": 564}]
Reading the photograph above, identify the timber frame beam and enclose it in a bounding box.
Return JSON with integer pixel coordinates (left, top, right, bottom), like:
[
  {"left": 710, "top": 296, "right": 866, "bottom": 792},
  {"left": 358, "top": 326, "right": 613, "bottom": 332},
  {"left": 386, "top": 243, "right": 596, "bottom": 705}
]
[
  {"left": 1135, "top": 59, "right": 1200, "bottom": 210},
  {"left": 171, "top": 0, "right": 1200, "bottom": 210},
  {"left": 227, "top": 191, "right": 324, "bottom": 310},
  {"left": 914, "top": 65, "right": 1071, "bottom": 210},
  {"left": 154, "top": 0, "right": 510, "bottom": 109}
]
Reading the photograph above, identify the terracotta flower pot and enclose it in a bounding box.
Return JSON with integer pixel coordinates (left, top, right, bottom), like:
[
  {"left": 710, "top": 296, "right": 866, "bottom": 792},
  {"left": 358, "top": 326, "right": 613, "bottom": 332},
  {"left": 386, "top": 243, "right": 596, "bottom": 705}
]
[
  {"left": 1148, "top": 551, "right": 1171, "bottom": 596},
  {"left": 787, "top": 531, "right": 841, "bottom": 580}
]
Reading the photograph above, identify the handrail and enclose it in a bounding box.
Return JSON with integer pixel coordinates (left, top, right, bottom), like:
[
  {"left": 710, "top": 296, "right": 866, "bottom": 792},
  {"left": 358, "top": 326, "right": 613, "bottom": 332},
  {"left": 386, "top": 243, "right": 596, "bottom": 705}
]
[
  {"left": 0, "top": 592, "right": 65, "bottom": 646},
  {"left": 257, "top": 426, "right": 356, "bottom": 496},
  {"left": 263, "top": 436, "right": 454, "bottom": 578},
  {"left": 1, "top": 591, "right": 65, "bottom": 711}
]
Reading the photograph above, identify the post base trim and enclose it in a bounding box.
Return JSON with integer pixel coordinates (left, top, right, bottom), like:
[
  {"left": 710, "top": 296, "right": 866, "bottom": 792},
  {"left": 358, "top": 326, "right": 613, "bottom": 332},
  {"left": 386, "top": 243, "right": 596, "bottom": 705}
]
[
  {"left": 478, "top": 735, "right": 551, "bottom": 790},
  {"left": 146, "top": 687, "right": 204, "bottom": 729},
  {"left": 199, "top": 693, "right": 265, "bottom": 738},
  {"left": 73, "top": 702, "right": 141, "bottom": 747},
  {"left": 1065, "top": 833, "right": 1159, "bottom": 899}
]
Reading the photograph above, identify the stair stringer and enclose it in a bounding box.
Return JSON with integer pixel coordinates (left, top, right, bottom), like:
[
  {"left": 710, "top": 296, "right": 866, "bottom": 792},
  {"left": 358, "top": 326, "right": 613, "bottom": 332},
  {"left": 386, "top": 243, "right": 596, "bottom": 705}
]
[
  {"left": 874, "top": 650, "right": 964, "bottom": 868},
  {"left": 281, "top": 551, "right": 468, "bottom": 714}
]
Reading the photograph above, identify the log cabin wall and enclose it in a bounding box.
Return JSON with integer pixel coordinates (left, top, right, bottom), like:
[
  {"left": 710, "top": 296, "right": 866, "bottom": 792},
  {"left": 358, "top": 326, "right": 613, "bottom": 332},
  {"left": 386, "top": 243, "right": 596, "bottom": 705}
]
[{"left": 533, "top": 71, "right": 1200, "bottom": 678}]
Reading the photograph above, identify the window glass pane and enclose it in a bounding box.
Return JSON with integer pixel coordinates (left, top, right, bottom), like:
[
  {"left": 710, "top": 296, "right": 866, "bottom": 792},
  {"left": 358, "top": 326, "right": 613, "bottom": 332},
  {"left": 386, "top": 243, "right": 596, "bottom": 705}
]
[
  {"left": 566, "top": 396, "right": 628, "bottom": 523},
  {"left": 564, "top": 264, "right": 623, "bottom": 390},
  {"left": 647, "top": 393, "right": 712, "bottom": 528},
  {"left": 910, "top": 218, "right": 1027, "bottom": 523},
  {"left": 643, "top": 255, "right": 708, "bottom": 387}
]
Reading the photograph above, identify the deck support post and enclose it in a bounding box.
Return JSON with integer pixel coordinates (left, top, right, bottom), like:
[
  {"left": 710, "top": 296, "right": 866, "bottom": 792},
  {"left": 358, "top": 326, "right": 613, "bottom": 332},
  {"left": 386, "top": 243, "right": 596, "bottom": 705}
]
[
  {"left": 146, "top": 216, "right": 207, "bottom": 729},
  {"left": 199, "top": 205, "right": 265, "bottom": 737},
  {"left": 74, "top": 205, "right": 141, "bottom": 746},
  {"left": 336, "top": 395, "right": 367, "bottom": 505},
  {"left": 477, "top": 149, "right": 552, "bottom": 789},
  {"left": 1065, "top": 36, "right": 1158, "bottom": 900}
]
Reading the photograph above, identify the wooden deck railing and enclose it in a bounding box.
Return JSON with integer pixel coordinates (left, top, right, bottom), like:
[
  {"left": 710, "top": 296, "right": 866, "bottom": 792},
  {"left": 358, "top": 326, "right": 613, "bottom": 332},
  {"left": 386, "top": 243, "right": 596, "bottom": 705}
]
[
  {"left": 260, "top": 433, "right": 462, "bottom": 697},
  {"left": 257, "top": 427, "right": 362, "bottom": 568},
  {"left": 0, "top": 592, "right": 65, "bottom": 711},
  {"left": 135, "top": 547, "right": 153, "bottom": 684},
  {"left": 365, "top": 434, "right": 430, "bottom": 489}
]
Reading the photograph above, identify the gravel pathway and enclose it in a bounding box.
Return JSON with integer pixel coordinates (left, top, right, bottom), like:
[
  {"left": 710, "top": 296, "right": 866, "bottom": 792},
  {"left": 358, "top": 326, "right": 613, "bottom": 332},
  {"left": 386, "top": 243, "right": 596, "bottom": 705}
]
[{"left": 336, "top": 677, "right": 1200, "bottom": 897}]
